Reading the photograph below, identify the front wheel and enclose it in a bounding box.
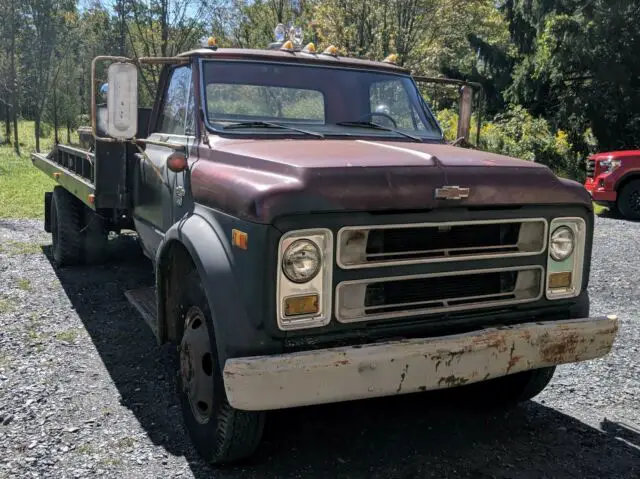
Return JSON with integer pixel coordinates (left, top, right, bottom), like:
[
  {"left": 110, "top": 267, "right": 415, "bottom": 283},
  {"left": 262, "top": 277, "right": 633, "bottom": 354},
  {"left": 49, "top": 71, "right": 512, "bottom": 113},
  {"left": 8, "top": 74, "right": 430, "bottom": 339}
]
[
  {"left": 617, "top": 179, "right": 640, "bottom": 221},
  {"left": 176, "top": 272, "right": 265, "bottom": 464},
  {"left": 462, "top": 367, "right": 556, "bottom": 408}
]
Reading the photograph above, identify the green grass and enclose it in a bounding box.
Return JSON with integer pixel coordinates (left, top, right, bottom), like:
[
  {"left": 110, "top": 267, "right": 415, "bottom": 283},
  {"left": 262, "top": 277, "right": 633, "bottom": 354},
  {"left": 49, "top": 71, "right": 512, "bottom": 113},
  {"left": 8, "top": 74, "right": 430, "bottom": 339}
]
[
  {"left": 593, "top": 202, "right": 608, "bottom": 216},
  {"left": 0, "top": 240, "right": 44, "bottom": 255},
  {"left": 55, "top": 328, "right": 80, "bottom": 343},
  {"left": 0, "top": 120, "right": 79, "bottom": 219},
  {"left": 16, "top": 278, "right": 31, "bottom": 291},
  {"left": 0, "top": 297, "right": 17, "bottom": 314}
]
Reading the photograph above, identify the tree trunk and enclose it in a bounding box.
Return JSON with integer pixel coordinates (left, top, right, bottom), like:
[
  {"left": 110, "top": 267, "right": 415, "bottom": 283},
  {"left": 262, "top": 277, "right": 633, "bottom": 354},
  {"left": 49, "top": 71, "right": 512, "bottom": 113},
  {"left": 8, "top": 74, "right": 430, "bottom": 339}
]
[
  {"left": 53, "top": 87, "right": 59, "bottom": 144},
  {"left": 161, "top": 0, "right": 169, "bottom": 57},
  {"left": 67, "top": 119, "right": 71, "bottom": 144},
  {"left": 4, "top": 101, "right": 11, "bottom": 145},
  {"left": 9, "top": 0, "right": 19, "bottom": 155},
  {"left": 35, "top": 116, "right": 41, "bottom": 153}
]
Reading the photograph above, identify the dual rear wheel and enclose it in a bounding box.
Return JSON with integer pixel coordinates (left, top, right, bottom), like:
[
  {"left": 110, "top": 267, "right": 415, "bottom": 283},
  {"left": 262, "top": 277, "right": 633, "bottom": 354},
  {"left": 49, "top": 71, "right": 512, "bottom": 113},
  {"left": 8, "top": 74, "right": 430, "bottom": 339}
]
[{"left": 49, "top": 186, "right": 108, "bottom": 267}]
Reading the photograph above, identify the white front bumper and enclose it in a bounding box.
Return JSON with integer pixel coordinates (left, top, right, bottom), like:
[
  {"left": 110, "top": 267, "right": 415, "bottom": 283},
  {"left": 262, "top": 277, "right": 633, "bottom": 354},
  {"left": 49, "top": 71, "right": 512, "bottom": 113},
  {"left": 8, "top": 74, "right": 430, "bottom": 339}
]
[{"left": 223, "top": 316, "right": 618, "bottom": 411}]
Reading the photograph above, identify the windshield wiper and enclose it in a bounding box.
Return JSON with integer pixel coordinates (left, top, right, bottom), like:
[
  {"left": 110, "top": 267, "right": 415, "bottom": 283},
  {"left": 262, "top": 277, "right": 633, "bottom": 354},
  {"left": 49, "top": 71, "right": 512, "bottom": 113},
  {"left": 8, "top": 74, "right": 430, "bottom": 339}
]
[
  {"left": 222, "top": 120, "right": 324, "bottom": 138},
  {"left": 334, "top": 121, "right": 423, "bottom": 142}
]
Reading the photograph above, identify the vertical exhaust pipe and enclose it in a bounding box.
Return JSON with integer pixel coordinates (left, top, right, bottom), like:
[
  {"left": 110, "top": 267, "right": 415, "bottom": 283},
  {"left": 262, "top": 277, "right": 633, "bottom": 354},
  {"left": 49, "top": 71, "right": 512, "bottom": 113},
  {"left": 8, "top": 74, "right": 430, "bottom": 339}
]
[{"left": 457, "top": 85, "right": 473, "bottom": 143}]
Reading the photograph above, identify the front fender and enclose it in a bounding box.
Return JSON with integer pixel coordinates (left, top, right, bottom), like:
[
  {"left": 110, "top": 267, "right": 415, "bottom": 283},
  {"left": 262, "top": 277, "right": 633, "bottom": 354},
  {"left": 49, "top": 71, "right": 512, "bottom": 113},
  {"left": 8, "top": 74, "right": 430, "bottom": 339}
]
[{"left": 155, "top": 210, "right": 282, "bottom": 365}]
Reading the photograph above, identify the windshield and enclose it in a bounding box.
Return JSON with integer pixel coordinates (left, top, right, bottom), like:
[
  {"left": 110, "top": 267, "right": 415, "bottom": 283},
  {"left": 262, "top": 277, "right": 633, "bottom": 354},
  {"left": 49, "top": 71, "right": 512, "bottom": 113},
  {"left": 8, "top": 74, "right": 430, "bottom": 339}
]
[{"left": 202, "top": 60, "right": 442, "bottom": 140}]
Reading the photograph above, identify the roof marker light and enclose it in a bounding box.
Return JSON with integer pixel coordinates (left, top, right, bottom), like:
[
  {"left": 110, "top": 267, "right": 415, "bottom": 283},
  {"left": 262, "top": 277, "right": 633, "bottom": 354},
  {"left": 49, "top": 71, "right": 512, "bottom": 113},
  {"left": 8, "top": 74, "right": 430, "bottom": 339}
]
[
  {"left": 280, "top": 40, "right": 294, "bottom": 52},
  {"left": 302, "top": 42, "right": 316, "bottom": 54},
  {"left": 383, "top": 53, "right": 398, "bottom": 64},
  {"left": 321, "top": 45, "right": 338, "bottom": 57},
  {"left": 206, "top": 37, "right": 217, "bottom": 50}
]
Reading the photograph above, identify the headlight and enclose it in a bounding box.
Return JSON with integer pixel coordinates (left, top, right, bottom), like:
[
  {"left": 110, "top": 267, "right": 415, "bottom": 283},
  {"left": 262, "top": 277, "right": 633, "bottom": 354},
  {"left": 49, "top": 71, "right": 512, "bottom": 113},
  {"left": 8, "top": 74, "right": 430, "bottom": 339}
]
[
  {"left": 546, "top": 218, "right": 586, "bottom": 300},
  {"left": 282, "top": 239, "right": 321, "bottom": 283},
  {"left": 276, "top": 229, "right": 333, "bottom": 331},
  {"left": 600, "top": 158, "right": 621, "bottom": 173},
  {"left": 549, "top": 226, "right": 575, "bottom": 261}
]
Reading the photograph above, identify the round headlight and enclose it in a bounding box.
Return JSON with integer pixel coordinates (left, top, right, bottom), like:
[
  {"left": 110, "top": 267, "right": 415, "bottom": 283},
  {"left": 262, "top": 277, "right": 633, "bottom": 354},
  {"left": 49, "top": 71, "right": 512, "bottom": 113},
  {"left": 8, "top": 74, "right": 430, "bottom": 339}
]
[
  {"left": 550, "top": 226, "right": 575, "bottom": 261},
  {"left": 282, "top": 239, "right": 321, "bottom": 283}
]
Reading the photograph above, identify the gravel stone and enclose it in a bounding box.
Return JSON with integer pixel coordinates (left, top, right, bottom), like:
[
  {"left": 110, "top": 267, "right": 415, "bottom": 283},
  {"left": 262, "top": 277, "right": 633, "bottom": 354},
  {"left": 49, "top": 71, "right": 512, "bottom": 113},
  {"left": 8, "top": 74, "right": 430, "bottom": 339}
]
[{"left": 1, "top": 216, "right": 639, "bottom": 478}]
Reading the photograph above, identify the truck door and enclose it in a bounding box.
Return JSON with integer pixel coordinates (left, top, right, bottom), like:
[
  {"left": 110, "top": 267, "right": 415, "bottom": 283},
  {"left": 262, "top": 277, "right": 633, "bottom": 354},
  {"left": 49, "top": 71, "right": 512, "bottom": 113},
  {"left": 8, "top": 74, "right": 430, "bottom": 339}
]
[{"left": 132, "top": 64, "right": 196, "bottom": 259}]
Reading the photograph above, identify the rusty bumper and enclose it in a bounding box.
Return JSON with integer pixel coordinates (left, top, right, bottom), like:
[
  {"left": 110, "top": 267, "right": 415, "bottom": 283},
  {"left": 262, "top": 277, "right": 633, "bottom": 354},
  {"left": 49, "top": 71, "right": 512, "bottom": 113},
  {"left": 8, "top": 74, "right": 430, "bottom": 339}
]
[{"left": 223, "top": 316, "right": 619, "bottom": 411}]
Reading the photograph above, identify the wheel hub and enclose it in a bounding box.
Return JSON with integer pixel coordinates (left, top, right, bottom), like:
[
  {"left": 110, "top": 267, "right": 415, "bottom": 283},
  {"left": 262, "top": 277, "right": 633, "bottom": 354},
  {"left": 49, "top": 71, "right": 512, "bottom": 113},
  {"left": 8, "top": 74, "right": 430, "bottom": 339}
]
[{"left": 179, "top": 307, "right": 214, "bottom": 424}]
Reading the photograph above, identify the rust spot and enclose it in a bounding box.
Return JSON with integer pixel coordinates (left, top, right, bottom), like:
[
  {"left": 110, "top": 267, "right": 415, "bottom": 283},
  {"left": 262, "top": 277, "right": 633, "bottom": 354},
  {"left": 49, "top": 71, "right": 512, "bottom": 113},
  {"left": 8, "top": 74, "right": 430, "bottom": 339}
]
[
  {"left": 396, "top": 364, "right": 409, "bottom": 393},
  {"left": 521, "top": 330, "right": 532, "bottom": 341},
  {"left": 479, "top": 332, "right": 509, "bottom": 353},
  {"left": 435, "top": 359, "right": 442, "bottom": 372},
  {"left": 335, "top": 360, "right": 350, "bottom": 366},
  {"left": 506, "top": 355, "right": 522, "bottom": 373},
  {"left": 540, "top": 332, "right": 583, "bottom": 363},
  {"left": 438, "top": 375, "right": 469, "bottom": 388}
]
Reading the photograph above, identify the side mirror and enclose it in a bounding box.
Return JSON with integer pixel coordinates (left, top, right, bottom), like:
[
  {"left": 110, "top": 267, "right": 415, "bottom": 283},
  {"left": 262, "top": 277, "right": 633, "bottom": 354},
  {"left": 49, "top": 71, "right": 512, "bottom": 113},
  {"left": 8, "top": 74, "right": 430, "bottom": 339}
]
[{"left": 106, "top": 62, "right": 138, "bottom": 139}]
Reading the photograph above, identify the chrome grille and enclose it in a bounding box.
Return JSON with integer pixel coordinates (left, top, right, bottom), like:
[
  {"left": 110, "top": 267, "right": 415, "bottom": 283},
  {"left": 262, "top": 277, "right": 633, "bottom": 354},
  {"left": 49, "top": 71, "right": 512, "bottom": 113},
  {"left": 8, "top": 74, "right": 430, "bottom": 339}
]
[
  {"left": 335, "top": 266, "right": 544, "bottom": 323},
  {"left": 586, "top": 159, "right": 595, "bottom": 178},
  {"left": 337, "top": 219, "right": 547, "bottom": 269}
]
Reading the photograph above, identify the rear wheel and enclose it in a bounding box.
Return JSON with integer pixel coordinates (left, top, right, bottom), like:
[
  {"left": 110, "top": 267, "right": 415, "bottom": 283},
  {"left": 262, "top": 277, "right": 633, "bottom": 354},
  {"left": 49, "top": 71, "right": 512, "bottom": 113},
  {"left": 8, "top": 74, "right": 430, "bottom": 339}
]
[
  {"left": 176, "top": 272, "right": 265, "bottom": 464},
  {"left": 83, "top": 209, "right": 109, "bottom": 265},
  {"left": 51, "top": 186, "right": 84, "bottom": 267},
  {"left": 617, "top": 179, "right": 640, "bottom": 220}
]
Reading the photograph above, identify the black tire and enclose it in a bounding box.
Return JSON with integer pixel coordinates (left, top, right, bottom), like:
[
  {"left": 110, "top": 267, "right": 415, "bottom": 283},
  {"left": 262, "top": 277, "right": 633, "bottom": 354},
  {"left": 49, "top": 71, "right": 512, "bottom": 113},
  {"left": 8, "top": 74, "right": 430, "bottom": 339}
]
[
  {"left": 51, "top": 186, "right": 84, "bottom": 267},
  {"left": 176, "top": 271, "right": 265, "bottom": 464},
  {"left": 617, "top": 179, "right": 640, "bottom": 221},
  {"left": 83, "top": 209, "right": 109, "bottom": 265},
  {"left": 463, "top": 366, "right": 556, "bottom": 409}
]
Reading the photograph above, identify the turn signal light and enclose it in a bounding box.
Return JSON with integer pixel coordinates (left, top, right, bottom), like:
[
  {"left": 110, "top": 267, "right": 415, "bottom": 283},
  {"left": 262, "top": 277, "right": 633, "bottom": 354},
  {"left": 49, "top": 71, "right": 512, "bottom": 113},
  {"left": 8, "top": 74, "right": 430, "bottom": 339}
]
[
  {"left": 549, "top": 272, "right": 572, "bottom": 289},
  {"left": 284, "top": 294, "right": 319, "bottom": 317},
  {"left": 167, "top": 152, "right": 188, "bottom": 173}
]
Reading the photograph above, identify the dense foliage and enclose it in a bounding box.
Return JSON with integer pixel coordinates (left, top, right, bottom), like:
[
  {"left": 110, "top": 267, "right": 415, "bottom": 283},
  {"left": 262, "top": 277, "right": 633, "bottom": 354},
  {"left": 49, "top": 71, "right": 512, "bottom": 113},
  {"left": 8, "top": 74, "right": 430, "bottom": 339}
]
[{"left": 0, "top": 0, "right": 637, "bottom": 180}]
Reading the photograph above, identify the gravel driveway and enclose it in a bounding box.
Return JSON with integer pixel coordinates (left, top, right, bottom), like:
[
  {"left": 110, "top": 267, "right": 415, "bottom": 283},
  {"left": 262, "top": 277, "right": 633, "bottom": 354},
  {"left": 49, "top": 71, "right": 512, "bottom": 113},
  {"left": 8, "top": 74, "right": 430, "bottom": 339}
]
[{"left": 1, "top": 217, "right": 639, "bottom": 478}]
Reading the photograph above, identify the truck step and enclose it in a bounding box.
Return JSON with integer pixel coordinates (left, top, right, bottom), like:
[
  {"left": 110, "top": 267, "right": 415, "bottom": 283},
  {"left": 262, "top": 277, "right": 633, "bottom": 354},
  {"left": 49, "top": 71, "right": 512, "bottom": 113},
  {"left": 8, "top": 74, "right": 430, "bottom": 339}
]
[{"left": 124, "top": 287, "right": 158, "bottom": 337}]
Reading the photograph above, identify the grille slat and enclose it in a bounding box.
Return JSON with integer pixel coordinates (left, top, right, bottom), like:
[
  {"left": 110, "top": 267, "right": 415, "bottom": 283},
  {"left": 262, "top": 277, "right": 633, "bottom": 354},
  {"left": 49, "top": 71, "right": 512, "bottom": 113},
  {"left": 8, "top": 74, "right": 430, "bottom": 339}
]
[
  {"left": 338, "top": 219, "right": 547, "bottom": 269},
  {"left": 586, "top": 159, "right": 596, "bottom": 178},
  {"left": 336, "top": 267, "right": 544, "bottom": 323}
]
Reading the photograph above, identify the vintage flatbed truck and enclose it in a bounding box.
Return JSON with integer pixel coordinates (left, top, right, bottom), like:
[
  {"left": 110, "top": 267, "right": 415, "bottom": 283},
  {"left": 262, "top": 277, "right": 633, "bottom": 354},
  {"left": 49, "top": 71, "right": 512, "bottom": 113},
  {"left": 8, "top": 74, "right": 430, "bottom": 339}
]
[{"left": 31, "top": 33, "right": 618, "bottom": 464}]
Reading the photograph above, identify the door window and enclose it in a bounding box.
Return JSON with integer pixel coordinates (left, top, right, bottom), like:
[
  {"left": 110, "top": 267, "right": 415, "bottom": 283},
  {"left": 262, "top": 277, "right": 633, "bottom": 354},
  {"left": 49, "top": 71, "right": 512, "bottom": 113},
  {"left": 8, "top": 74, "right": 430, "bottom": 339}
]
[{"left": 158, "top": 66, "right": 195, "bottom": 135}]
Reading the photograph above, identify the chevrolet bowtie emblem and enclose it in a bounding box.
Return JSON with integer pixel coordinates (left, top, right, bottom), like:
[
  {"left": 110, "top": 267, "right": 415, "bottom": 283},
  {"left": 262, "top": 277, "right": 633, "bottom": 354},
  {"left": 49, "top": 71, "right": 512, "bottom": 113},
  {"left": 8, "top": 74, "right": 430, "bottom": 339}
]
[{"left": 434, "top": 186, "right": 470, "bottom": 200}]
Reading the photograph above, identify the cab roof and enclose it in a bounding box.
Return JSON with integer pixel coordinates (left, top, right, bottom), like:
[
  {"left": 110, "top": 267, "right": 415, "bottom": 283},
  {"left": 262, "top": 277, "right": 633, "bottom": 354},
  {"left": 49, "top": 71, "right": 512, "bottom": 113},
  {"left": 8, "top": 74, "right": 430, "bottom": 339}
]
[{"left": 177, "top": 48, "right": 410, "bottom": 74}]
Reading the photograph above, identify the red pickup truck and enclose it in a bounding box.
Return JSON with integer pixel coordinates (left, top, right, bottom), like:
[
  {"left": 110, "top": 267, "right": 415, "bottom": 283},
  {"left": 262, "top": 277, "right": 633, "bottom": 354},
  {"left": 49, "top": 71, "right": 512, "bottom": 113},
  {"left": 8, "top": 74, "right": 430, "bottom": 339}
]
[{"left": 584, "top": 150, "right": 640, "bottom": 220}]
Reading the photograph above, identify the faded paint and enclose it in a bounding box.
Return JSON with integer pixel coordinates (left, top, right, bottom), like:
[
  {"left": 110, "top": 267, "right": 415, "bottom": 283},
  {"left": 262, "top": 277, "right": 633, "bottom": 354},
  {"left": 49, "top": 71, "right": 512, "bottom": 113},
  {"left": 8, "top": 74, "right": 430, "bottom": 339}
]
[
  {"left": 190, "top": 139, "right": 593, "bottom": 224},
  {"left": 223, "top": 316, "right": 619, "bottom": 411}
]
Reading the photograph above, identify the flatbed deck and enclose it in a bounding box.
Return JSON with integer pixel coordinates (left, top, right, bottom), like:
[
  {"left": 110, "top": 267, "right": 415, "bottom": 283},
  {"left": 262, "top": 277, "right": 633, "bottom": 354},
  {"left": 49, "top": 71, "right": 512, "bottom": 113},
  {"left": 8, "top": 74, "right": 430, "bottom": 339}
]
[{"left": 31, "top": 145, "right": 97, "bottom": 209}]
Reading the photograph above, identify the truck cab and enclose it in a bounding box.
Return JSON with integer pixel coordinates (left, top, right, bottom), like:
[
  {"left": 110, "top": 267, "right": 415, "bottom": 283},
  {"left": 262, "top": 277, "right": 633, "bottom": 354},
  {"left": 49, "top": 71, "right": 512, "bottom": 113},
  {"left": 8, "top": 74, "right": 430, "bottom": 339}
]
[
  {"left": 584, "top": 149, "right": 640, "bottom": 220},
  {"left": 32, "top": 35, "right": 618, "bottom": 465}
]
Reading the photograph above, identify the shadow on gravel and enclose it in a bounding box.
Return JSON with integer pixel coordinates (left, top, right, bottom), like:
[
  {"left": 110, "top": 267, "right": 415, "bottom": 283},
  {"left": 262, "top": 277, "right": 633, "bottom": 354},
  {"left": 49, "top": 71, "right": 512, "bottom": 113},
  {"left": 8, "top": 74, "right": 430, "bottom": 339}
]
[{"left": 44, "top": 236, "right": 640, "bottom": 479}]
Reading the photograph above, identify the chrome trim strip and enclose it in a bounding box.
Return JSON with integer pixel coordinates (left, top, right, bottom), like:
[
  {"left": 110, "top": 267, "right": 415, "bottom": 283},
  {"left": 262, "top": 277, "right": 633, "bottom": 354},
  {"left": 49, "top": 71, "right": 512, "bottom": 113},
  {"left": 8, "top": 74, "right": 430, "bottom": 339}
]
[
  {"left": 336, "top": 218, "right": 548, "bottom": 269},
  {"left": 335, "top": 266, "right": 545, "bottom": 323}
]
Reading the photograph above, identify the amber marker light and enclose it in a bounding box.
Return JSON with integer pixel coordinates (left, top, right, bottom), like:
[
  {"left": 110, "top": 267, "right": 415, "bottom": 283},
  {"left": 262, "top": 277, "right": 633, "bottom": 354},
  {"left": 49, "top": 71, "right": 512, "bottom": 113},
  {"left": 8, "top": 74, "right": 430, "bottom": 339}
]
[{"left": 284, "top": 294, "right": 319, "bottom": 317}]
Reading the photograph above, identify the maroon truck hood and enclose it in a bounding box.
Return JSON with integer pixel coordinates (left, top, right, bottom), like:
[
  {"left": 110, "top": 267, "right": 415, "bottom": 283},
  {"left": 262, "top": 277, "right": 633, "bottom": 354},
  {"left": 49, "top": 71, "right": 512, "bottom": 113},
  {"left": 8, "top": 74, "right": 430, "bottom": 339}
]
[{"left": 191, "top": 138, "right": 591, "bottom": 223}]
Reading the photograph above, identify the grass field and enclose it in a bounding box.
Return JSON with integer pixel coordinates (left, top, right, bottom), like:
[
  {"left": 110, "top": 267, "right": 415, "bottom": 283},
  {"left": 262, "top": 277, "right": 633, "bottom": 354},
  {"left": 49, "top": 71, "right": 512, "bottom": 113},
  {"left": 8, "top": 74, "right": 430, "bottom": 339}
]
[{"left": 0, "top": 122, "right": 75, "bottom": 219}]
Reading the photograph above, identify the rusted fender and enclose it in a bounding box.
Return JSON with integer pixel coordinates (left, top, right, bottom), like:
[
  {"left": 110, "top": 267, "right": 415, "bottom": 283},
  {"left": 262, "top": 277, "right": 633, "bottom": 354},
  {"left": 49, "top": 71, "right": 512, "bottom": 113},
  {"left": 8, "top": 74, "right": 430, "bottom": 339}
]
[{"left": 223, "top": 316, "right": 618, "bottom": 411}]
